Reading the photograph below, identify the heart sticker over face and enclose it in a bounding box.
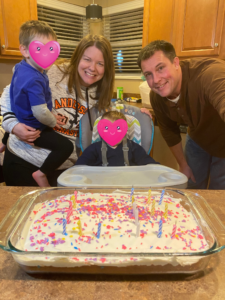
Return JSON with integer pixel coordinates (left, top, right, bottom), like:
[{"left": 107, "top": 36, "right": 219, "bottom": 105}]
[
  {"left": 97, "top": 119, "right": 128, "bottom": 146},
  {"left": 29, "top": 41, "right": 60, "bottom": 69}
]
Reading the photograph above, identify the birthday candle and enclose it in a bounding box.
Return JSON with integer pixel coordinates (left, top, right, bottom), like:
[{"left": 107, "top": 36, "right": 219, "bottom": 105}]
[
  {"left": 74, "top": 191, "right": 77, "bottom": 208},
  {"left": 171, "top": 222, "right": 177, "bottom": 239},
  {"left": 132, "top": 201, "right": 136, "bottom": 218},
  {"left": 157, "top": 219, "right": 163, "bottom": 238},
  {"left": 151, "top": 199, "right": 155, "bottom": 216},
  {"left": 77, "top": 219, "right": 83, "bottom": 236},
  {"left": 62, "top": 215, "right": 67, "bottom": 235},
  {"left": 147, "top": 189, "right": 151, "bottom": 205},
  {"left": 69, "top": 200, "right": 73, "bottom": 210},
  {"left": 130, "top": 186, "right": 134, "bottom": 201},
  {"left": 97, "top": 221, "right": 101, "bottom": 239},
  {"left": 132, "top": 195, "right": 135, "bottom": 204},
  {"left": 164, "top": 203, "right": 168, "bottom": 219},
  {"left": 66, "top": 201, "right": 73, "bottom": 224},
  {"left": 136, "top": 222, "right": 140, "bottom": 237},
  {"left": 134, "top": 205, "right": 139, "bottom": 225},
  {"left": 159, "top": 189, "right": 165, "bottom": 205}
]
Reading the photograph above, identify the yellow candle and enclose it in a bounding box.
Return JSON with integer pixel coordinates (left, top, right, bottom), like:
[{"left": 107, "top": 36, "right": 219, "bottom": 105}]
[
  {"left": 73, "top": 200, "right": 77, "bottom": 208},
  {"left": 74, "top": 191, "right": 78, "bottom": 208},
  {"left": 151, "top": 199, "right": 155, "bottom": 216},
  {"left": 164, "top": 203, "right": 168, "bottom": 219},
  {"left": 147, "top": 189, "right": 151, "bottom": 205},
  {"left": 77, "top": 219, "right": 83, "bottom": 236},
  {"left": 71, "top": 195, "right": 76, "bottom": 208},
  {"left": 132, "top": 195, "right": 135, "bottom": 204}
]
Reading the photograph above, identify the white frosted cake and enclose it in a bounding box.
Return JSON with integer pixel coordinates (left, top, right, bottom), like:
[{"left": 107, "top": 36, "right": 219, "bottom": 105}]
[{"left": 14, "top": 190, "right": 210, "bottom": 270}]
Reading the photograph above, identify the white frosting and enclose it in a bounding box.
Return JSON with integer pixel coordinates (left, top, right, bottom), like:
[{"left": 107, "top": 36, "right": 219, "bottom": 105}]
[{"left": 14, "top": 191, "right": 209, "bottom": 268}]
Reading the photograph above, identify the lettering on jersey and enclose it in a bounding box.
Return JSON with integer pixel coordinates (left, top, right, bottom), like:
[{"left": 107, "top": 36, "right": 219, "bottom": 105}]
[
  {"left": 54, "top": 126, "right": 79, "bottom": 137},
  {"left": 53, "top": 98, "right": 88, "bottom": 137},
  {"left": 61, "top": 98, "right": 67, "bottom": 107},
  {"left": 54, "top": 98, "right": 87, "bottom": 115}
]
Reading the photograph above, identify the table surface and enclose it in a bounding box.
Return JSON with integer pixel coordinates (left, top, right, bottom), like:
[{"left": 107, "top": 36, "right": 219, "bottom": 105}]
[{"left": 0, "top": 187, "right": 225, "bottom": 300}]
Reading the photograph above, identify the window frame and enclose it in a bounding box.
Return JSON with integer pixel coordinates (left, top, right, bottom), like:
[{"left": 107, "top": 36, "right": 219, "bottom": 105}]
[
  {"left": 103, "top": 0, "right": 144, "bottom": 80},
  {"left": 37, "top": 0, "right": 144, "bottom": 79}
]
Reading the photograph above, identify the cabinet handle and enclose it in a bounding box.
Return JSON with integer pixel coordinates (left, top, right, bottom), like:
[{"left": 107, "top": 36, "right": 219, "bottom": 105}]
[
  {"left": 2, "top": 45, "right": 5, "bottom": 49},
  {"left": 215, "top": 43, "right": 219, "bottom": 47}
]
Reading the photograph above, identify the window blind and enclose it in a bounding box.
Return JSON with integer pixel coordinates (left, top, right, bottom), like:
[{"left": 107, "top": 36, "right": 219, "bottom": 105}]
[
  {"left": 103, "top": 8, "right": 143, "bottom": 74},
  {"left": 37, "top": 4, "right": 89, "bottom": 59},
  {"left": 37, "top": 1, "right": 143, "bottom": 76}
]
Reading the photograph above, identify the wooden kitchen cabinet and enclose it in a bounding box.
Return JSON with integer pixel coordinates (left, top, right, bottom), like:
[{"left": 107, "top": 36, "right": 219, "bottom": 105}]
[
  {"left": 0, "top": 0, "right": 37, "bottom": 59},
  {"left": 142, "top": 0, "right": 177, "bottom": 46},
  {"left": 175, "top": 0, "right": 225, "bottom": 57},
  {"left": 143, "top": 0, "right": 225, "bottom": 59}
]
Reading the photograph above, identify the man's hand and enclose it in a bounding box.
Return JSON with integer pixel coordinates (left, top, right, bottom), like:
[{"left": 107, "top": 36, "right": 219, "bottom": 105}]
[
  {"left": 12, "top": 123, "right": 41, "bottom": 145},
  {"left": 169, "top": 142, "right": 196, "bottom": 182},
  {"left": 140, "top": 108, "right": 152, "bottom": 119},
  {"left": 179, "top": 164, "right": 196, "bottom": 182}
]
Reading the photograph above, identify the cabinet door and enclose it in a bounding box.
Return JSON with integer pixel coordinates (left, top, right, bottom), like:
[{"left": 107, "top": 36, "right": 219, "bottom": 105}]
[
  {"left": 142, "top": 0, "right": 177, "bottom": 47},
  {"left": 0, "top": 0, "right": 37, "bottom": 57},
  {"left": 175, "top": 0, "right": 225, "bottom": 57}
]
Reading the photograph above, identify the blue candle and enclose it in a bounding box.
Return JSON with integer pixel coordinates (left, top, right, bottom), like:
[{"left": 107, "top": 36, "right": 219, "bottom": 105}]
[
  {"left": 159, "top": 189, "right": 165, "bottom": 205},
  {"left": 97, "top": 222, "right": 101, "bottom": 239},
  {"left": 157, "top": 219, "right": 163, "bottom": 238},
  {"left": 62, "top": 215, "right": 67, "bottom": 235},
  {"left": 130, "top": 186, "right": 134, "bottom": 201}
]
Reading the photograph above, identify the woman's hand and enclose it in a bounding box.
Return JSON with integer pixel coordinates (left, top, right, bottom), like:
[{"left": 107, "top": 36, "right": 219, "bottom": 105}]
[
  {"left": 140, "top": 108, "right": 152, "bottom": 119},
  {"left": 12, "top": 123, "right": 41, "bottom": 145}
]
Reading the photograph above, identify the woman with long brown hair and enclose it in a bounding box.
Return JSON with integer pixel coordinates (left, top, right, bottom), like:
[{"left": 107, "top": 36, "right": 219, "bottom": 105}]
[{"left": 2, "top": 34, "right": 115, "bottom": 186}]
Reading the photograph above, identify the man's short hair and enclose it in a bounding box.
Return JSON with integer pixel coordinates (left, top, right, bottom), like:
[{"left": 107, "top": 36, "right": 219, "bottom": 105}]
[
  {"left": 137, "top": 40, "right": 176, "bottom": 69},
  {"left": 19, "top": 20, "right": 57, "bottom": 47}
]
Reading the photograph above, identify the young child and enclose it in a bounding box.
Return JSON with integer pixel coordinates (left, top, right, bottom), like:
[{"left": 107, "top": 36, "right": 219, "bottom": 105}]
[
  {"left": 76, "top": 111, "right": 158, "bottom": 166},
  {"left": 10, "top": 20, "right": 73, "bottom": 187}
]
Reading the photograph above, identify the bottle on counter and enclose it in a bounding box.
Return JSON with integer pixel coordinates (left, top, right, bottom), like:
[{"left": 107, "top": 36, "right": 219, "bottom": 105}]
[{"left": 117, "top": 87, "right": 123, "bottom": 100}]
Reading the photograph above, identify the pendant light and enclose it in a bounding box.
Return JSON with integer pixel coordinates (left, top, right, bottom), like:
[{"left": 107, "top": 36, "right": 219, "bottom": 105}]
[{"left": 86, "top": 0, "right": 102, "bottom": 22}]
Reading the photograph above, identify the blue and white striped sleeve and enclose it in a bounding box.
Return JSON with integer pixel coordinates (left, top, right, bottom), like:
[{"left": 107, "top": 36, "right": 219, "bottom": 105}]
[{"left": 1, "top": 84, "right": 19, "bottom": 133}]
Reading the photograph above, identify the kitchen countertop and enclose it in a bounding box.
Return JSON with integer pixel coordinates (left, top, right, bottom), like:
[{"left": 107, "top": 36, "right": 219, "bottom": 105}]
[{"left": 0, "top": 187, "right": 225, "bottom": 300}]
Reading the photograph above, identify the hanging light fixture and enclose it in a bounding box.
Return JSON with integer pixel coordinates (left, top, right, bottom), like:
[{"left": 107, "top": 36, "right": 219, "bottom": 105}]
[{"left": 86, "top": 0, "right": 102, "bottom": 22}]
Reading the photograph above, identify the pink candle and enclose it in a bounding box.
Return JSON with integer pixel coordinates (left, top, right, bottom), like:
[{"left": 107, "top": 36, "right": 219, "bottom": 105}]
[
  {"left": 69, "top": 200, "right": 73, "bottom": 210},
  {"left": 66, "top": 201, "right": 73, "bottom": 224},
  {"left": 171, "top": 222, "right": 177, "bottom": 239}
]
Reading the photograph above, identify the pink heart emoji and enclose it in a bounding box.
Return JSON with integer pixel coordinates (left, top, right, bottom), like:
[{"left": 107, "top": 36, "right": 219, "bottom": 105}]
[
  {"left": 29, "top": 41, "right": 60, "bottom": 69},
  {"left": 97, "top": 119, "right": 128, "bottom": 146}
]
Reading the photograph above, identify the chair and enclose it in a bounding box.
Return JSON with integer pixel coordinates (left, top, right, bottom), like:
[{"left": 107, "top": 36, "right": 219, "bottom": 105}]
[{"left": 79, "top": 102, "right": 154, "bottom": 155}]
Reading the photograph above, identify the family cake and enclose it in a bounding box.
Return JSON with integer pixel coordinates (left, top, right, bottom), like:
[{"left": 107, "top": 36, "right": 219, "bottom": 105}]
[{"left": 15, "top": 190, "right": 210, "bottom": 268}]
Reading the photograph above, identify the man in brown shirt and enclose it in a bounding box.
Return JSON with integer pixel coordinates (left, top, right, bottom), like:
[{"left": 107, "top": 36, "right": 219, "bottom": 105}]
[{"left": 138, "top": 40, "right": 225, "bottom": 189}]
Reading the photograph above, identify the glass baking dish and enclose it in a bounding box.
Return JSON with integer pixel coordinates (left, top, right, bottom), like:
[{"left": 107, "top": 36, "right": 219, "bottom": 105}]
[{"left": 0, "top": 187, "right": 225, "bottom": 274}]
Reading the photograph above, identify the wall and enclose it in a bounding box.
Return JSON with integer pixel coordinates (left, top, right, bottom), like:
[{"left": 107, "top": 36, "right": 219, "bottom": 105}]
[
  {"left": 114, "top": 79, "right": 142, "bottom": 95},
  {"left": 98, "top": 0, "right": 135, "bottom": 7}
]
